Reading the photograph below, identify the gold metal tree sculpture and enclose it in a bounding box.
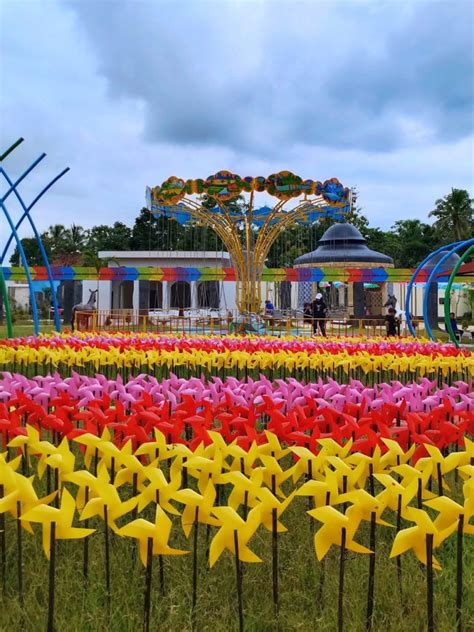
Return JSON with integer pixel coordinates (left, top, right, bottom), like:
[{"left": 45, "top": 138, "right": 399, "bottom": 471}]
[{"left": 147, "top": 171, "right": 350, "bottom": 313}]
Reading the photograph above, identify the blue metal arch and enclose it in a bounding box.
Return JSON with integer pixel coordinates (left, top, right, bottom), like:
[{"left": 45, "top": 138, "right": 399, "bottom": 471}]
[
  {"left": 0, "top": 166, "right": 70, "bottom": 332},
  {"left": 405, "top": 241, "right": 463, "bottom": 337},
  {"left": 0, "top": 199, "right": 40, "bottom": 335},
  {"left": 422, "top": 239, "right": 473, "bottom": 340},
  {"left": 1, "top": 141, "right": 69, "bottom": 336}
]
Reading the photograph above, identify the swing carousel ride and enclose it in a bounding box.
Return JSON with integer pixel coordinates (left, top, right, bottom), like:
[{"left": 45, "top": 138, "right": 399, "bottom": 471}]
[{"left": 147, "top": 170, "right": 351, "bottom": 314}]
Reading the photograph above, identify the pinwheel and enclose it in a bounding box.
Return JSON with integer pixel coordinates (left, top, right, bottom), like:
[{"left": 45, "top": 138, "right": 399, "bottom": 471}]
[
  {"left": 210, "top": 505, "right": 262, "bottom": 632},
  {"left": 390, "top": 506, "right": 458, "bottom": 632},
  {"left": 2, "top": 333, "right": 471, "bottom": 384},
  {"left": 309, "top": 504, "right": 371, "bottom": 631},
  {"left": 21, "top": 488, "right": 94, "bottom": 632},
  {"left": 136, "top": 458, "right": 184, "bottom": 516},
  {"left": 80, "top": 463, "right": 138, "bottom": 611},
  {"left": 424, "top": 495, "right": 474, "bottom": 632},
  {"left": 121, "top": 504, "right": 189, "bottom": 631},
  {"left": 336, "top": 489, "right": 391, "bottom": 630}
]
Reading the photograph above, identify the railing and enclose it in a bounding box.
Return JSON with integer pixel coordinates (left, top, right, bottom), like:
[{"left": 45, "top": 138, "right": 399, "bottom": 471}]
[{"left": 74, "top": 309, "right": 425, "bottom": 338}]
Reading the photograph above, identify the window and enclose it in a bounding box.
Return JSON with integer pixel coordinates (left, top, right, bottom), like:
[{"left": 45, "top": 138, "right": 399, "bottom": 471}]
[
  {"left": 197, "top": 281, "right": 220, "bottom": 309},
  {"left": 170, "top": 281, "right": 191, "bottom": 308}
]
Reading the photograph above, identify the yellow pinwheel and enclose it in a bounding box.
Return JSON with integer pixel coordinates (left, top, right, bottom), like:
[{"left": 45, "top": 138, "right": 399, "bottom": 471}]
[
  {"left": 424, "top": 496, "right": 474, "bottom": 534},
  {"left": 137, "top": 457, "right": 183, "bottom": 515},
  {"left": 308, "top": 505, "right": 371, "bottom": 560},
  {"left": 80, "top": 463, "right": 137, "bottom": 532},
  {"left": 256, "top": 486, "right": 296, "bottom": 533},
  {"left": 118, "top": 505, "right": 188, "bottom": 566},
  {"left": 336, "top": 489, "right": 391, "bottom": 526},
  {"left": 324, "top": 455, "right": 366, "bottom": 495},
  {"left": 255, "top": 455, "right": 292, "bottom": 498},
  {"left": 374, "top": 473, "right": 418, "bottom": 512},
  {"left": 289, "top": 447, "right": 326, "bottom": 485},
  {"left": 226, "top": 442, "right": 259, "bottom": 476},
  {"left": 209, "top": 505, "right": 262, "bottom": 567},
  {"left": 135, "top": 429, "right": 171, "bottom": 464},
  {"left": 21, "top": 488, "right": 94, "bottom": 558},
  {"left": 257, "top": 431, "right": 290, "bottom": 459},
  {"left": 380, "top": 438, "right": 415, "bottom": 469},
  {"left": 390, "top": 506, "right": 455, "bottom": 569},
  {"left": 174, "top": 480, "right": 220, "bottom": 538},
  {"left": 224, "top": 469, "right": 264, "bottom": 513}
]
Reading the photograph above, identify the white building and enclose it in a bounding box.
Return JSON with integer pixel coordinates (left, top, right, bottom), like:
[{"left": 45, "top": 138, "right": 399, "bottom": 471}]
[{"left": 96, "top": 251, "right": 237, "bottom": 314}]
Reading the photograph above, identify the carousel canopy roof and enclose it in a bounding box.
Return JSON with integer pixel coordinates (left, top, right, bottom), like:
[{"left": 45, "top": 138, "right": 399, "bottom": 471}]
[{"left": 295, "top": 222, "right": 394, "bottom": 266}]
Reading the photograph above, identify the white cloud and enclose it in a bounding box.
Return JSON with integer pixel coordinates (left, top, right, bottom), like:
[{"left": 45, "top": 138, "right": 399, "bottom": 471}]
[{"left": 1, "top": 0, "right": 472, "bottom": 260}]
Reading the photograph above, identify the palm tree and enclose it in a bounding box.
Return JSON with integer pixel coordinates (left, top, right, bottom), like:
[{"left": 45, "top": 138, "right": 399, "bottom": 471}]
[
  {"left": 429, "top": 189, "right": 473, "bottom": 242},
  {"left": 64, "top": 224, "right": 88, "bottom": 254}
]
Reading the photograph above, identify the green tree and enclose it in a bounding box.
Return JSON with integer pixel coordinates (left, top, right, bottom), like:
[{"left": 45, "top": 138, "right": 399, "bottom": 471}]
[
  {"left": 9, "top": 235, "right": 49, "bottom": 266},
  {"left": 45, "top": 224, "right": 68, "bottom": 258},
  {"left": 87, "top": 222, "right": 132, "bottom": 252},
  {"left": 63, "top": 224, "right": 88, "bottom": 254},
  {"left": 389, "top": 219, "right": 437, "bottom": 267},
  {"left": 130, "top": 208, "right": 169, "bottom": 250},
  {"left": 429, "top": 188, "right": 473, "bottom": 243}
]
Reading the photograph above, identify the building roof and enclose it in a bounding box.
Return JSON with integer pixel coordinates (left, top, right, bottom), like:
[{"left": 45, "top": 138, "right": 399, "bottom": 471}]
[{"left": 295, "top": 222, "right": 394, "bottom": 266}]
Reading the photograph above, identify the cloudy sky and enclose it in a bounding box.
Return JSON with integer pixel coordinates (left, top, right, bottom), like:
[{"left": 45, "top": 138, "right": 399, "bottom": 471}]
[{"left": 1, "top": 0, "right": 473, "bottom": 242}]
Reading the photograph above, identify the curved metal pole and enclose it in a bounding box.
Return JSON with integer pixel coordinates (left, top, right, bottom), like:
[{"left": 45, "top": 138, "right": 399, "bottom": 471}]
[
  {"left": 0, "top": 154, "right": 46, "bottom": 204},
  {"left": 423, "top": 240, "right": 473, "bottom": 340},
  {"left": 0, "top": 267, "right": 13, "bottom": 337},
  {"left": 0, "top": 137, "right": 24, "bottom": 162},
  {"left": 444, "top": 244, "right": 474, "bottom": 347},
  {"left": 0, "top": 167, "right": 70, "bottom": 332},
  {"left": 0, "top": 200, "right": 40, "bottom": 335},
  {"left": 1, "top": 167, "right": 70, "bottom": 260},
  {"left": 405, "top": 241, "right": 463, "bottom": 337}
]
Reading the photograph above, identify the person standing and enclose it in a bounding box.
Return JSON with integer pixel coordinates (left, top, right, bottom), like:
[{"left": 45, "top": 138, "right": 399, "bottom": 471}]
[
  {"left": 384, "top": 307, "right": 399, "bottom": 337},
  {"left": 311, "top": 292, "right": 327, "bottom": 336}
]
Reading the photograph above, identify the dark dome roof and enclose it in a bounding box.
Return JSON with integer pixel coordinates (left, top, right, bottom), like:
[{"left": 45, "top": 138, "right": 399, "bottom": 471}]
[{"left": 295, "top": 222, "right": 394, "bottom": 266}]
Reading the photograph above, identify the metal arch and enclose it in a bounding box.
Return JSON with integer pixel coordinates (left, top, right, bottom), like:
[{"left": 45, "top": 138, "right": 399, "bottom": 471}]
[
  {"left": 444, "top": 244, "right": 474, "bottom": 347},
  {"left": 0, "top": 166, "right": 70, "bottom": 332},
  {"left": 0, "top": 198, "right": 40, "bottom": 335},
  {"left": 1, "top": 139, "right": 70, "bottom": 336},
  {"left": 405, "top": 241, "right": 463, "bottom": 337},
  {"left": 422, "top": 239, "right": 473, "bottom": 340}
]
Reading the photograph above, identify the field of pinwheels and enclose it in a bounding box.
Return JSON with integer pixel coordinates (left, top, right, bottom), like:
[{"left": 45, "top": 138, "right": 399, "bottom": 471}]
[{"left": 0, "top": 333, "right": 473, "bottom": 631}]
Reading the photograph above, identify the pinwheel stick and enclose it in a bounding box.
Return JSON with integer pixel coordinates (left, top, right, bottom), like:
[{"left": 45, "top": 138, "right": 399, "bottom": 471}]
[
  {"left": 396, "top": 495, "right": 403, "bottom": 606},
  {"left": 159, "top": 555, "right": 165, "bottom": 596},
  {"left": 366, "top": 511, "right": 376, "bottom": 631},
  {"left": 426, "top": 533, "right": 434, "bottom": 632},
  {"left": 143, "top": 537, "right": 153, "bottom": 632},
  {"left": 233, "top": 530, "right": 244, "bottom": 632},
  {"left": 0, "top": 484, "right": 6, "bottom": 596},
  {"left": 456, "top": 515, "right": 464, "bottom": 632},
  {"left": 272, "top": 507, "right": 279, "bottom": 617},
  {"left": 83, "top": 486, "right": 90, "bottom": 583},
  {"left": 47, "top": 521, "right": 56, "bottom": 632},
  {"left": 192, "top": 507, "right": 199, "bottom": 618},
  {"left": 16, "top": 501, "right": 23, "bottom": 605},
  {"left": 338, "top": 527, "right": 347, "bottom": 632},
  {"left": 104, "top": 505, "right": 111, "bottom": 617}
]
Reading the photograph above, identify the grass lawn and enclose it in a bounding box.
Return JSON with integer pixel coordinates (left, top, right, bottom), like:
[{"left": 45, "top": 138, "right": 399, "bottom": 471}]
[
  {"left": 1, "top": 463, "right": 472, "bottom": 632},
  {"left": 0, "top": 322, "right": 56, "bottom": 339}
]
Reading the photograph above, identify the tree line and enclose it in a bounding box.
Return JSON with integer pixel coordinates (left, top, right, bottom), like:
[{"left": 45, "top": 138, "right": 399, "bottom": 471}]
[{"left": 9, "top": 189, "right": 473, "bottom": 269}]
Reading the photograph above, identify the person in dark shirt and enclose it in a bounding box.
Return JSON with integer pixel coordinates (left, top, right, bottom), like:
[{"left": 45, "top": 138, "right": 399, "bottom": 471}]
[
  {"left": 303, "top": 302, "right": 312, "bottom": 324},
  {"left": 311, "top": 292, "right": 327, "bottom": 336},
  {"left": 449, "top": 312, "right": 461, "bottom": 341},
  {"left": 265, "top": 299, "right": 274, "bottom": 315},
  {"left": 385, "top": 308, "right": 399, "bottom": 337}
]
